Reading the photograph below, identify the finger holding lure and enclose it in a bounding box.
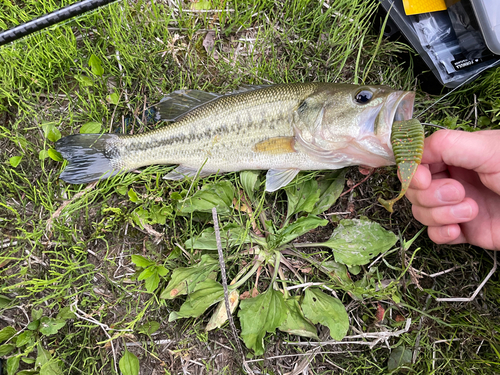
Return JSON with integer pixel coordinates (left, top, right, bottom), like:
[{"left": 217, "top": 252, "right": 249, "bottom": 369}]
[{"left": 55, "top": 83, "right": 424, "bottom": 212}]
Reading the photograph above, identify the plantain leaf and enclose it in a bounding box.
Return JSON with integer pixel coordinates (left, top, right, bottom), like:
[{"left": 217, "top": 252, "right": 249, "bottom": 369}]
[
  {"left": 321, "top": 218, "right": 398, "bottom": 266},
  {"left": 206, "top": 289, "right": 239, "bottom": 331},
  {"left": 168, "top": 279, "right": 224, "bottom": 321},
  {"left": 240, "top": 170, "right": 260, "bottom": 201},
  {"left": 278, "top": 298, "right": 318, "bottom": 339},
  {"left": 185, "top": 223, "right": 259, "bottom": 250},
  {"left": 160, "top": 255, "right": 218, "bottom": 299},
  {"left": 301, "top": 288, "right": 349, "bottom": 341},
  {"left": 271, "top": 216, "right": 328, "bottom": 248},
  {"left": 119, "top": 348, "right": 139, "bottom": 375},
  {"left": 238, "top": 288, "right": 287, "bottom": 355},
  {"left": 40, "top": 359, "right": 63, "bottom": 375},
  {"left": 310, "top": 169, "right": 346, "bottom": 215},
  {"left": 285, "top": 177, "right": 320, "bottom": 219},
  {"left": 178, "top": 181, "right": 235, "bottom": 214}
]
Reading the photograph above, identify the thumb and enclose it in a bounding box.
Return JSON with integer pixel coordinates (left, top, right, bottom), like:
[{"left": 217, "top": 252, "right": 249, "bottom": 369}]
[{"left": 423, "top": 129, "right": 500, "bottom": 193}]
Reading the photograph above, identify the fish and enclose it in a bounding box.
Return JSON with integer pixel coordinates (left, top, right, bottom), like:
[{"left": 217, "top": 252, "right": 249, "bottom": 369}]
[{"left": 55, "top": 83, "right": 423, "bottom": 209}]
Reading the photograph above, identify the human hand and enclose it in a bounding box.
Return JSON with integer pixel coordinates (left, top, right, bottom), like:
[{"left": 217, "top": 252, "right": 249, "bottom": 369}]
[{"left": 405, "top": 129, "right": 500, "bottom": 250}]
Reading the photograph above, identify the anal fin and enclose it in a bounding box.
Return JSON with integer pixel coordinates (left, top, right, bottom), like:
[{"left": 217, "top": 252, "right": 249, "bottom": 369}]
[{"left": 265, "top": 168, "right": 300, "bottom": 192}]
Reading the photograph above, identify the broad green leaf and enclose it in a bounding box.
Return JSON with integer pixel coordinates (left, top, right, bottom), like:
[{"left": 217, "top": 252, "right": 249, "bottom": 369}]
[
  {"left": 310, "top": 169, "right": 346, "bottom": 215},
  {"left": 0, "top": 343, "right": 15, "bottom": 355},
  {"left": 321, "top": 218, "right": 398, "bottom": 266},
  {"left": 206, "top": 289, "right": 239, "bottom": 331},
  {"left": 107, "top": 92, "right": 120, "bottom": 105},
  {"left": 0, "top": 294, "right": 12, "bottom": 308},
  {"left": 75, "top": 74, "right": 93, "bottom": 86},
  {"left": 16, "top": 330, "right": 35, "bottom": 348},
  {"left": 88, "top": 54, "right": 104, "bottom": 76},
  {"left": 41, "top": 123, "right": 61, "bottom": 142},
  {"left": 40, "top": 359, "right": 63, "bottom": 375},
  {"left": 119, "top": 348, "right": 139, "bottom": 375},
  {"left": 301, "top": 288, "right": 349, "bottom": 341},
  {"left": 16, "top": 370, "right": 38, "bottom": 375},
  {"left": 285, "top": 178, "right": 321, "bottom": 219},
  {"left": 116, "top": 185, "right": 128, "bottom": 195},
  {"left": 27, "top": 320, "right": 40, "bottom": 331},
  {"left": 191, "top": 0, "right": 212, "bottom": 10},
  {"left": 131, "top": 255, "right": 155, "bottom": 268},
  {"left": 322, "top": 261, "right": 351, "bottom": 285},
  {"left": 9, "top": 156, "right": 22, "bottom": 168},
  {"left": 48, "top": 148, "right": 63, "bottom": 162},
  {"left": 39, "top": 317, "right": 66, "bottom": 335},
  {"left": 144, "top": 271, "right": 160, "bottom": 293},
  {"left": 39, "top": 149, "right": 49, "bottom": 160},
  {"left": 271, "top": 216, "right": 328, "bottom": 248},
  {"left": 168, "top": 279, "right": 224, "bottom": 321},
  {"left": 240, "top": 170, "right": 260, "bottom": 201},
  {"left": 238, "top": 288, "right": 287, "bottom": 355},
  {"left": 0, "top": 326, "right": 16, "bottom": 342},
  {"left": 278, "top": 298, "right": 318, "bottom": 339},
  {"left": 6, "top": 355, "right": 20, "bottom": 375},
  {"left": 137, "top": 321, "right": 161, "bottom": 335},
  {"left": 184, "top": 223, "right": 258, "bottom": 250},
  {"left": 387, "top": 345, "right": 413, "bottom": 371},
  {"left": 160, "top": 255, "right": 218, "bottom": 299},
  {"left": 178, "top": 181, "right": 235, "bottom": 214},
  {"left": 56, "top": 306, "right": 76, "bottom": 321},
  {"left": 128, "top": 188, "right": 140, "bottom": 203},
  {"left": 80, "top": 122, "right": 102, "bottom": 134},
  {"left": 21, "top": 357, "right": 36, "bottom": 364},
  {"left": 35, "top": 342, "right": 52, "bottom": 367},
  {"left": 32, "top": 308, "right": 43, "bottom": 321}
]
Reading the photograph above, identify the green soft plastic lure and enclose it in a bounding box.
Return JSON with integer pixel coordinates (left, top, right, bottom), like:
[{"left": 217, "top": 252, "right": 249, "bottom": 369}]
[{"left": 379, "top": 119, "right": 425, "bottom": 213}]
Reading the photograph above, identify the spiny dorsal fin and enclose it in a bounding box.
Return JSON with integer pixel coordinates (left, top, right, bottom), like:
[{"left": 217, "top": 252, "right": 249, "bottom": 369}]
[
  {"left": 156, "top": 90, "right": 222, "bottom": 122},
  {"left": 156, "top": 85, "right": 271, "bottom": 122},
  {"left": 253, "top": 136, "right": 296, "bottom": 155}
]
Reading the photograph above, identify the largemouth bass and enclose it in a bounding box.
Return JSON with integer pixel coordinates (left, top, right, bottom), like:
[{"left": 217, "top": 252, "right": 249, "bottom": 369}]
[{"left": 56, "top": 83, "right": 422, "bottom": 207}]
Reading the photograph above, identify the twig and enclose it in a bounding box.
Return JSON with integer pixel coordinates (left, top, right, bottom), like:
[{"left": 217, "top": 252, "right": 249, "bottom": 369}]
[
  {"left": 211, "top": 208, "right": 250, "bottom": 372},
  {"left": 436, "top": 250, "right": 497, "bottom": 302},
  {"left": 285, "top": 318, "right": 412, "bottom": 348},
  {"left": 126, "top": 339, "right": 173, "bottom": 347}
]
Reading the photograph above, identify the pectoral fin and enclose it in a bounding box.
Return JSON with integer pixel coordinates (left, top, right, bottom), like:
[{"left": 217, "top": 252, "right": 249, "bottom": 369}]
[
  {"left": 253, "top": 137, "right": 296, "bottom": 155},
  {"left": 265, "top": 168, "right": 300, "bottom": 192},
  {"left": 378, "top": 119, "right": 424, "bottom": 212}
]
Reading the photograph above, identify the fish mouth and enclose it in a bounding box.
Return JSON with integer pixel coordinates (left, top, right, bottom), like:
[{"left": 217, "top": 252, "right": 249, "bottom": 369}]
[{"left": 380, "top": 91, "right": 416, "bottom": 150}]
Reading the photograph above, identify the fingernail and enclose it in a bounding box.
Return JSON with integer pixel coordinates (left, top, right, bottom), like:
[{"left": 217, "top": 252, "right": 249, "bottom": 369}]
[
  {"left": 439, "top": 226, "right": 451, "bottom": 239},
  {"left": 451, "top": 203, "right": 472, "bottom": 220},
  {"left": 437, "top": 184, "right": 460, "bottom": 203}
]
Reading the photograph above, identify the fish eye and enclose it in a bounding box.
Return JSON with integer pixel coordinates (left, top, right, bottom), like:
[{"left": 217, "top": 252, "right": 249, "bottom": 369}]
[{"left": 354, "top": 90, "right": 373, "bottom": 104}]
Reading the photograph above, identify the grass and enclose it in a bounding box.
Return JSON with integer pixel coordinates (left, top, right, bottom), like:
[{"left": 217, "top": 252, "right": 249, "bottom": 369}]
[{"left": 1, "top": 0, "right": 500, "bottom": 374}]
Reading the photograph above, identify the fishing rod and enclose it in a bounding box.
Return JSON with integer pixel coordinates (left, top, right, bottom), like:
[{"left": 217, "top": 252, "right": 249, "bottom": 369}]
[{"left": 0, "top": 0, "right": 120, "bottom": 47}]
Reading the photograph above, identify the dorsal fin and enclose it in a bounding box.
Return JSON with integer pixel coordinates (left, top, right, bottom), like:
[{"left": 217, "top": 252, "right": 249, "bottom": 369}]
[
  {"left": 156, "top": 90, "right": 222, "bottom": 122},
  {"left": 156, "top": 85, "right": 272, "bottom": 122}
]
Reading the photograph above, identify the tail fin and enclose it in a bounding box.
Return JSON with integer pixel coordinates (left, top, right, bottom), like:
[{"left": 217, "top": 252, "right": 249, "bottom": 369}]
[{"left": 55, "top": 134, "right": 122, "bottom": 184}]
